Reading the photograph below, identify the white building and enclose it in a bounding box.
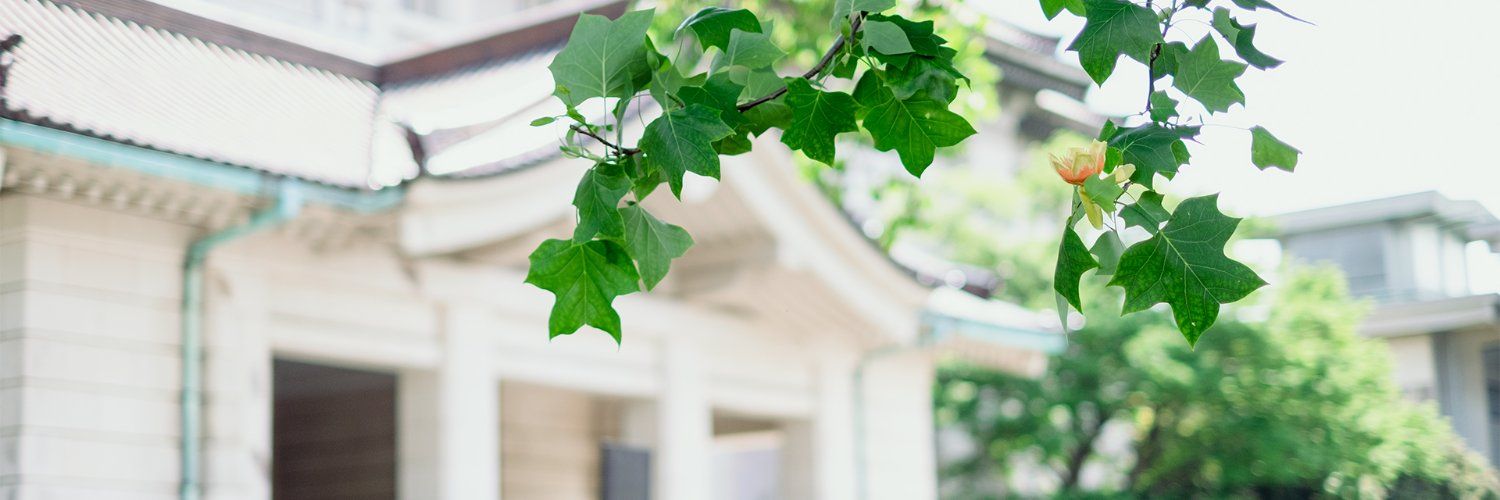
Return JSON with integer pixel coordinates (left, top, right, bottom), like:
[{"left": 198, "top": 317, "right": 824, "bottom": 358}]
[
  {"left": 0, "top": 0, "right": 1082, "bottom": 498},
  {"left": 1275, "top": 192, "right": 1500, "bottom": 465}
]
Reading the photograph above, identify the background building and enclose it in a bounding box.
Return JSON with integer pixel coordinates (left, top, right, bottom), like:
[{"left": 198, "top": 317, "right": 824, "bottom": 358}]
[{"left": 1276, "top": 192, "right": 1500, "bottom": 465}]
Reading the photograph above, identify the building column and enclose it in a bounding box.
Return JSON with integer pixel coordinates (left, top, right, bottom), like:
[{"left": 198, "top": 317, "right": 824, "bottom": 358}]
[
  {"left": 655, "top": 339, "right": 712, "bottom": 500},
  {"left": 399, "top": 305, "right": 500, "bottom": 500},
  {"left": 202, "top": 268, "right": 273, "bottom": 500},
  {"left": 814, "top": 356, "right": 858, "bottom": 500}
]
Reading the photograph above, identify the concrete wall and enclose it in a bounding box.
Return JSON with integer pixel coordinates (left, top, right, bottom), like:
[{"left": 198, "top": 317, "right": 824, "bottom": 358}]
[
  {"left": 860, "top": 351, "right": 937, "bottom": 500},
  {"left": 1, "top": 193, "right": 191, "bottom": 500},
  {"left": 1434, "top": 327, "right": 1500, "bottom": 463},
  {"left": 0, "top": 188, "right": 945, "bottom": 500}
]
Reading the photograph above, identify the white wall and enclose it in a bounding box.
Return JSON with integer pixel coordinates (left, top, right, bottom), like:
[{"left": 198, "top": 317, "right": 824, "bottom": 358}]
[
  {"left": 1, "top": 194, "right": 191, "bottom": 500},
  {"left": 859, "top": 351, "right": 937, "bottom": 500},
  {"left": 1, "top": 188, "right": 944, "bottom": 500},
  {"left": 1434, "top": 327, "right": 1500, "bottom": 462}
]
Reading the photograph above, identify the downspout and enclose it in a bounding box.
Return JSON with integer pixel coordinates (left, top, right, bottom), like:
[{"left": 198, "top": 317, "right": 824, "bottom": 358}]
[{"left": 180, "top": 181, "right": 304, "bottom": 500}]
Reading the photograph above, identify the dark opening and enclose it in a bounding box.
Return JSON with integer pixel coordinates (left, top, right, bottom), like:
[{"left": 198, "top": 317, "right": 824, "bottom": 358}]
[{"left": 273, "top": 359, "right": 397, "bottom": 500}]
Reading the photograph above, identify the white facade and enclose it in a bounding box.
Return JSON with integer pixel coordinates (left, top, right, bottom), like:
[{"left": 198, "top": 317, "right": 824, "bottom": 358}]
[{"left": 0, "top": 129, "right": 1050, "bottom": 499}]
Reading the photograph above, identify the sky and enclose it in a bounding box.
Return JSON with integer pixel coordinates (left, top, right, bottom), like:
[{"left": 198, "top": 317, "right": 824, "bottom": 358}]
[{"left": 987, "top": 0, "right": 1500, "bottom": 218}]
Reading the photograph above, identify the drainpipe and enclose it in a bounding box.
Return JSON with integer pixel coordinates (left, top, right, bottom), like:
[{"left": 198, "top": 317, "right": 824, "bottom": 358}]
[{"left": 180, "top": 181, "right": 304, "bottom": 500}]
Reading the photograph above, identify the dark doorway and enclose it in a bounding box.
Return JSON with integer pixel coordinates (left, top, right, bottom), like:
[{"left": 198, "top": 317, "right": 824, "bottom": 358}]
[{"left": 273, "top": 359, "right": 397, "bottom": 500}]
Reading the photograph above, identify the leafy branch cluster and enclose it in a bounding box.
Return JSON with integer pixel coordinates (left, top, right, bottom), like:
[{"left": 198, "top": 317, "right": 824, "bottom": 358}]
[
  {"left": 526, "top": 0, "right": 1305, "bottom": 346},
  {"left": 1050, "top": 0, "right": 1304, "bottom": 346},
  {"left": 526, "top": 0, "right": 977, "bottom": 341}
]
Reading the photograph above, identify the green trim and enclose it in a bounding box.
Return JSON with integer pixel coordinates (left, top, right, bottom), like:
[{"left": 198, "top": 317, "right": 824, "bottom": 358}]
[
  {"left": 0, "top": 119, "right": 404, "bottom": 212},
  {"left": 179, "top": 183, "right": 303, "bottom": 500},
  {"left": 921, "top": 311, "right": 1068, "bottom": 354}
]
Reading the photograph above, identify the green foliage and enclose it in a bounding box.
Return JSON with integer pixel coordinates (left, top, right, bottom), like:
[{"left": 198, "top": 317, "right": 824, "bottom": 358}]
[
  {"left": 1067, "top": 0, "right": 1162, "bottom": 85},
  {"left": 547, "top": 11, "right": 656, "bottom": 107},
  {"left": 1107, "top": 123, "right": 1194, "bottom": 188},
  {"left": 532, "top": 1, "right": 982, "bottom": 341},
  {"left": 621, "top": 204, "right": 694, "bottom": 291},
  {"left": 1250, "top": 125, "right": 1301, "bottom": 172},
  {"left": 524, "top": 239, "right": 641, "bottom": 342},
  {"left": 1211, "top": 7, "right": 1282, "bottom": 69},
  {"left": 677, "top": 7, "right": 760, "bottom": 51},
  {"left": 862, "top": 95, "right": 976, "bottom": 175},
  {"left": 1044, "top": 0, "right": 1305, "bottom": 345},
  {"left": 639, "top": 104, "right": 735, "bottom": 197},
  {"left": 529, "top": 0, "right": 1305, "bottom": 345},
  {"left": 781, "top": 78, "right": 859, "bottom": 166},
  {"left": 937, "top": 267, "right": 1500, "bottom": 498},
  {"left": 1171, "top": 37, "right": 1247, "bottom": 114},
  {"left": 1054, "top": 226, "right": 1099, "bottom": 312},
  {"left": 1108, "top": 195, "right": 1266, "bottom": 345}
]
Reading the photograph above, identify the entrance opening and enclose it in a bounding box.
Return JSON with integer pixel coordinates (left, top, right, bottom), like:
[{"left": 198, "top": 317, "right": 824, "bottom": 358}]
[
  {"left": 272, "top": 359, "right": 397, "bottom": 500},
  {"left": 712, "top": 412, "right": 786, "bottom": 500}
]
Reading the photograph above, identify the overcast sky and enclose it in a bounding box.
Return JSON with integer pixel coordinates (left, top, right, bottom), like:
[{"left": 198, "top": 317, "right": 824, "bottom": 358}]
[{"left": 987, "top": 0, "right": 1500, "bottom": 218}]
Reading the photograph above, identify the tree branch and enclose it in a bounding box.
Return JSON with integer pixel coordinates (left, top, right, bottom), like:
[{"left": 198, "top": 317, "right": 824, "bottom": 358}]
[
  {"left": 586, "top": 13, "right": 866, "bottom": 158},
  {"left": 736, "top": 14, "right": 865, "bottom": 112},
  {"left": 572, "top": 125, "right": 640, "bottom": 156}
]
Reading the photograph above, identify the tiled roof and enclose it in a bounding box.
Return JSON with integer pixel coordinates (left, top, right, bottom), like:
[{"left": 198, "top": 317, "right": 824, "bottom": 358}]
[
  {"left": 0, "top": 0, "right": 414, "bottom": 188},
  {"left": 0, "top": 0, "right": 1083, "bottom": 190}
]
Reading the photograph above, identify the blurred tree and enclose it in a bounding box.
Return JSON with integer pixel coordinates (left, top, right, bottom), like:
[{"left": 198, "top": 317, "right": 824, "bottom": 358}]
[{"left": 921, "top": 138, "right": 1500, "bottom": 499}]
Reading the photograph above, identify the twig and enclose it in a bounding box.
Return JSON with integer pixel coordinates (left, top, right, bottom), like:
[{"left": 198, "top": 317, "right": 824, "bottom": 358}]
[
  {"left": 577, "top": 12, "right": 867, "bottom": 158},
  {"left": 572, "top": 125, "right": 640, "bottom": 156},
  {"left": 736, "top": 14, "right": 864, "bottom": 112},
  {"left": 1145, "top": 1, "right": 1176, "bottom": 116}
]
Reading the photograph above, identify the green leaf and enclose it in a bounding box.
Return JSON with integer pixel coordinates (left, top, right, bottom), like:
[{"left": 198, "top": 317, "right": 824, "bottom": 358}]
[
  {"left": 1054, "top": 225, "right": 1099, "bottom": 311},
  {"left": 1212, "top": 8, "right": 1283, "bottom": 70},
  {"left": 1082, "top": 175, "right": 1124, "bottom": 212},
  {"left": 865, "top": 15, "right": 944, "bottom": 66},
  {"left": 740, "top": 66, "right": 788, "bottom": 100},
  {"left": 1230, "top": 0, "right": 1307, "bottom": 23},
  {"left": 861, "top": 20, "right": 915, "bottom": 55},
  {"left": 525, "top": 239, "right": 642, "bottom": 342},
  {"left": 852, "top": 69, "right": 891, "bottom": 110},
  {"left": 572, "top": 166, "right": 631, "bottom": 241},
  {"left": 832, "top": 0, "right": 898, "bottom": 29},
  {"left": 1091, "top": 230, "right": 1125, "bottom": 276},
  {"left": 676, "top": 7, "right": 761, "bottom": 52},
  {"left": 530, "top": 116, "right": 557, "bottom": 127},
  {"left": 1149, "top": 91, "right": 1178, "bottom": 123},
  {"left": 679, "top": 73, "right": 752, "bottom": 154},
  {"left": 1108, "top": 195, "right": 1266, "bottom": 345},
  {"left": 623, "top": 155, "right": 664, "bottom": 200},
  {"left": 1121, "top": 191, "right": 1169, "bottom": 233},
  {"left": 862, "top": 96, "right": 976, "bottom": 176},
  {"left": 621, "top": 205, "right": 694, "bottom": 291},
  {"left": 744, "top": 98, "right": 792, "bottom": 134},
  {"left": 1097, "top": 120, "right": 1119, "bottom": 141},
  {"left": 713, "top": 29, "right": 785, "bottom": 71},
  {"left": 1067, "top": 0, "right": 1162, "bottom": 85},
  {"left": 1172, "top": 37, "right": 1247, "bottom": 114},
  {"left": 1151, "top": 41, "right": 1189, "bottom": 81},
  {"left": 1040, "top": 0, "right": 1087, "bottom": 19},
  {"left": 640, "top": 104, "right": 735, "bottom": 198},
  {"left": 548, "top": 10, "right": 656, "bottom": 108},
  {"left": 885, "top": 48, "right": 964, "bottom": 103},
  {"left": 781, "top": 78, "right": 859, "bottom": 166},
  {"left": 1108, "top": 124, "right": 1195, "bottom": 188},
  {"left": 1250, "top": 126, "right": 1300, "bottom": 172}
]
